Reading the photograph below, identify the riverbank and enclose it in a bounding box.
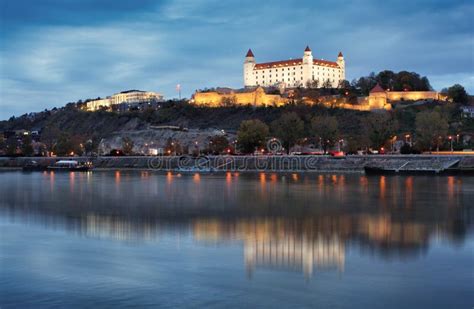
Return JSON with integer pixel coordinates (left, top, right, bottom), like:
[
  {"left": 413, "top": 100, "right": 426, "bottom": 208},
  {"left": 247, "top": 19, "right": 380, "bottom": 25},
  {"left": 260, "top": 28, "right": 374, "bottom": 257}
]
[{"left": 1, "top": 155, "right": 473, "bottom": 174}]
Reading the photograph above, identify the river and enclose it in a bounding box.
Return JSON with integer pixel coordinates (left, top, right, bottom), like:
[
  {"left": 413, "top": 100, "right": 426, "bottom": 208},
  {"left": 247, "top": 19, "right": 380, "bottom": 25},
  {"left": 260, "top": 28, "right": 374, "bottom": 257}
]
[{"left": 0, "top": 171, "right": 472, "bottom": 308}]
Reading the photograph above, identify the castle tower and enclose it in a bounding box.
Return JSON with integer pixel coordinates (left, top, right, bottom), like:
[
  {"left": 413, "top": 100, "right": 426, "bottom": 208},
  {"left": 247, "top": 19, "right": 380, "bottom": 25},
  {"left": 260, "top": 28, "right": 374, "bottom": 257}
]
[
  {"left": 302, "top": 46, "right": 313, "bottom": 87},
  {"left": 337, "top": 51, "right": 345, "bottom": 81},
  {"left": 243, "top": 49, "right": 256, "bottom": 87}
]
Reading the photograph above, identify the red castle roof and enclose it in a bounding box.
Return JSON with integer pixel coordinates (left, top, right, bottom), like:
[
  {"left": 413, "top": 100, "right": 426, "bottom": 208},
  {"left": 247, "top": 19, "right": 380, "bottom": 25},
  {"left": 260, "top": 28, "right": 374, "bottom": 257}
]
[
  {"left": 245, "top": 49, "right": 254, "bottom": 57},
  {"left": 370, "top": 84, "right": 386, "bottom": 93},
  {"left": 338, "top": 51, "right": 343, "bottom": 57},
  {"left": 254, "top": 58, "right": 339, "bottom": 70},
  {"left": 305, "top": 45, "right": 311, "bottom": 52}
]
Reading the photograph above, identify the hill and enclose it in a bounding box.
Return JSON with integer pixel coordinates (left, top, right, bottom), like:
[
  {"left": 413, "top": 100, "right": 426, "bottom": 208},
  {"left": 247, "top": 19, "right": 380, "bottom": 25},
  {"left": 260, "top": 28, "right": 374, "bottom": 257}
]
[{"left": 0, "top": 100, "right": 472, "bottom": 155}]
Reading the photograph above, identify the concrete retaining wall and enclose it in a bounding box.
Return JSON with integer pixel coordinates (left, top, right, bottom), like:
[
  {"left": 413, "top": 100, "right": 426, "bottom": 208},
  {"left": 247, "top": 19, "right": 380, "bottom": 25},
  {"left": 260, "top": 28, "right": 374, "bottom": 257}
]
[{"left": 1, "top": 155, "right": 473, "bottom": 173}]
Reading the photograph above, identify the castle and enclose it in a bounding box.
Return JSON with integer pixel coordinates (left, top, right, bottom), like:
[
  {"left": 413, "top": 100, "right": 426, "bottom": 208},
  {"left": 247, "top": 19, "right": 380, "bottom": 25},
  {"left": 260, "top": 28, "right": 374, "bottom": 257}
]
[{"left": 243, "top": 46, "right": 345, "bottom": 88}]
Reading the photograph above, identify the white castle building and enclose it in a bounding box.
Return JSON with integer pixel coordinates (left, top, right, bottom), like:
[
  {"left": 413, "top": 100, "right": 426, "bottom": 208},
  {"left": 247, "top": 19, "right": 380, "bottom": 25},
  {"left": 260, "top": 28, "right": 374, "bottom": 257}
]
[{"left": 243, "top": 46, "right": 345, "bottom": 88}]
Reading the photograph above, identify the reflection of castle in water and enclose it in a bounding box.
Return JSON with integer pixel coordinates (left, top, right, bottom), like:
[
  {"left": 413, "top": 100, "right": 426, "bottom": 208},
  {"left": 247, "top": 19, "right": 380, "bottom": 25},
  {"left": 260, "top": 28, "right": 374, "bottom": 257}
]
[
  {"left": 193, "top": 219, "right": 347, "bottom": 277},
  {"left": 192, "top": 215, "right": 447, "bottom": 277},
  {"left": 244, "top": 234, "right": 344, "bottom": 277}
]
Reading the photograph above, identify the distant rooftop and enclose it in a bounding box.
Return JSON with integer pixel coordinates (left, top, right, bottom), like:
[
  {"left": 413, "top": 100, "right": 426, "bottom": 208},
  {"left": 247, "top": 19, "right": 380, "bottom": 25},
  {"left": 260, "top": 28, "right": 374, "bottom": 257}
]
[{"left": 119, "top": 89, "right": 145, "bottom": 94}]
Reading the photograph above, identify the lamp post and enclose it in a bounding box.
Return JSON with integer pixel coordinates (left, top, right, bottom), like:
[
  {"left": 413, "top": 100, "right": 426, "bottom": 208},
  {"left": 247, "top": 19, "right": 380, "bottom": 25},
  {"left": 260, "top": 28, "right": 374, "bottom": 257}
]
[
  {"left": 338, "top": 139, "right": 344, "bottom": 152},
  {"left": 195, "top": 141, "right": 200, "bottom": 155},
  {"left": 448, "top": 136, "right": 453, "bottom": 152}
]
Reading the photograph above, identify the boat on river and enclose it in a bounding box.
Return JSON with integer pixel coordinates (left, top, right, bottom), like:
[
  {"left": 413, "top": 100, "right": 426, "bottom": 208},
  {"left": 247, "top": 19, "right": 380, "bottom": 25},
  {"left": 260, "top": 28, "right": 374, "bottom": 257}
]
[{"left": 47, "top": 160, "right": 93, "bottom": 171}]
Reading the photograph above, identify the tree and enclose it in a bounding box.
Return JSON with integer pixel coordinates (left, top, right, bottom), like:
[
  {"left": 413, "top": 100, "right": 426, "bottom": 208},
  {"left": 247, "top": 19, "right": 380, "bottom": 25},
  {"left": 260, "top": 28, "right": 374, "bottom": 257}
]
[
  {"left": 271, "top": 112, "right": 304, "bottom": 153},
  {"left": 364, "top": 113, "right": 398, "bottom": 149},
  {"left": 121, "top": 137, "right": 134, "bottom": 155},
  {"left": 311, "top": 116, "right": 339, "bottom": 153},
  {"left": 376, "top": 70, "right": 396, "bottom": 90},
  {"left": 84, "top": 139, "right": 94, "bottom": 155},
  {"left": 338, "top": 79, "right": 351, "bottom": 89},
  {"left": 343, "top": 135, "right": 369, "bottom": 154},
  {"left": 54, "top": 133, "right": 75, "bottom": 156},
  {"left": 446, "top": 84, "right": 468, "bottom": 103},
  {"left": 354, "top": 72, "right": 377, "bottom": 95},
  {"left": 237, "top": 119, "right": 269, "bottom": 154},
  {"left": 21, "top": 135, "right": 34, "bottom": 156},
  {"left": 322, "top": 79, "right": 333, "bottom": 89},
  {"left": 6, "top": 137, "right": 18, "bottom": 156},
  {"left": 0, "top": 135, "right": 5, "bottom": 154},
  {"left": 415, "top": 110, "right": 449, "bottom": 152},
  {"left": 355, "top": 71, "right": 432, "bottom": 94},
  {"left": 208, "top": 135, "right": 229, "bottom": 154},
  {"left": 41, "top": 125, "right": 61, "bottom": 153},
  {"left": 306, "top": 79, "right": 319, "bottom": 89},
  {"left": 164, "top": 138, "right": 183, "bottom": 155}
]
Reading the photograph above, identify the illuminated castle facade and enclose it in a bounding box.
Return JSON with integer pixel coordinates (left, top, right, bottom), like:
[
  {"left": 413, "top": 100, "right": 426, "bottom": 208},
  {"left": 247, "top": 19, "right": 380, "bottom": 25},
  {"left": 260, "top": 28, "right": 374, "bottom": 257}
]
[{"left": 243, "top": 46, "right": 345, "bottom": 88}]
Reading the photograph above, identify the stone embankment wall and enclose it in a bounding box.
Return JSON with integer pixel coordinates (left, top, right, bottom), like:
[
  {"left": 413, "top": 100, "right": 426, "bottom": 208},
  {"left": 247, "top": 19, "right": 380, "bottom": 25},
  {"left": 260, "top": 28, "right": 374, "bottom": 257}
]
[{"left": 1, "top": 155, "right": 473, "bottom": 173}]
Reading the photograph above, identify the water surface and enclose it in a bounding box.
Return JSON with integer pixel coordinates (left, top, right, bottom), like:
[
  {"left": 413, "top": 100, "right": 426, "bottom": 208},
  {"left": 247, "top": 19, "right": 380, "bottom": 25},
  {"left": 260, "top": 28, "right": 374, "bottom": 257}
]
[{"left": 1, "top": 171, "right": 473, "bottom": 308}]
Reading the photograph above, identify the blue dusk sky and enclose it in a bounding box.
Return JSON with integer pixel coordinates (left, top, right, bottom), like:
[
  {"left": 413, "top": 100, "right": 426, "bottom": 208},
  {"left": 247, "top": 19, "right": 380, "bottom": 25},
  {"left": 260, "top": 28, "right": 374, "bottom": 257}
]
[{"left": 0, "top": 0, "right": 473, "bottom": 119}]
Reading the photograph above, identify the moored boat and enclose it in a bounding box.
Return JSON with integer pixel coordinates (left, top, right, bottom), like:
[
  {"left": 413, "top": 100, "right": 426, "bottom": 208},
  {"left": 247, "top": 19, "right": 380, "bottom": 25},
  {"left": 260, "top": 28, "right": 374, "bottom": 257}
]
[{"left": 47, "top": 160, "right": 93, "bottom": 171}]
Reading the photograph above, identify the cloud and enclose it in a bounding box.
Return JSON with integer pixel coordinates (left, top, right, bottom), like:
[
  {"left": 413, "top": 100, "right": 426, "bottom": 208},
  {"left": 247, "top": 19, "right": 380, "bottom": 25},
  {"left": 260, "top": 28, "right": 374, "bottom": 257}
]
[{"left": 0, "top": 0, "right": 473, "bottom": 119}]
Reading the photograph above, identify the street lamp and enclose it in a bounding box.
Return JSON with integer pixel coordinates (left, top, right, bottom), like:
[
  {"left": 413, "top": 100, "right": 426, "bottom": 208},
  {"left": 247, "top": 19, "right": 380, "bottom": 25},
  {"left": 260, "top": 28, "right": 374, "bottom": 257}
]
[
  {"left": 338, "top": 139, "right": 344, "bottom": 152},
  {"left": 448, "top": 136, "right": 453, "bottom": 152}
]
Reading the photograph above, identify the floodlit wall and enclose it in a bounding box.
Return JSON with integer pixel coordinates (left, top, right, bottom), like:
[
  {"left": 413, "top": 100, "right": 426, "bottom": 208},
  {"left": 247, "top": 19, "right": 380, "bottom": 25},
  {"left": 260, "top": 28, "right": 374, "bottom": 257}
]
[
  {"left": 193, "top": 87, "right": 287, "bottom": 107},
  {"left": 386, "top": 91, "right": 440, "bottom": 101}
]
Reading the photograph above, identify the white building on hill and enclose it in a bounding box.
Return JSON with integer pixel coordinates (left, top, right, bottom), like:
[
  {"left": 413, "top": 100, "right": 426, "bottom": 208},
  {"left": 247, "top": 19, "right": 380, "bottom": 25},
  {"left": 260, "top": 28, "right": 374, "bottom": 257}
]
[
  {"left": 243, "top": 46, "right": 345, "bottom": 88},
  {"left": 85, "top": 90, "right": 164, "bottom": 111}
]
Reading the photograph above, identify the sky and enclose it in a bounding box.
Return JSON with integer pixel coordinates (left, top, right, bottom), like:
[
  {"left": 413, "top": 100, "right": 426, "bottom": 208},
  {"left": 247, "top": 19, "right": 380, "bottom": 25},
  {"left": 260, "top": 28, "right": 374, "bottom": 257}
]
[{"left": 0, "top": 0, "right": 473, "bottom": 120}]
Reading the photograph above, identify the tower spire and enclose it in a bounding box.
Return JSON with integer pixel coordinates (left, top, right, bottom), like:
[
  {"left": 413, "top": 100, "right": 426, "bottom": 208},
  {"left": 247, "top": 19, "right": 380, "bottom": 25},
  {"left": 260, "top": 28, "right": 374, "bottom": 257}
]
[{"left": 245, "top": 49, "right": 254, "bottom": 57}]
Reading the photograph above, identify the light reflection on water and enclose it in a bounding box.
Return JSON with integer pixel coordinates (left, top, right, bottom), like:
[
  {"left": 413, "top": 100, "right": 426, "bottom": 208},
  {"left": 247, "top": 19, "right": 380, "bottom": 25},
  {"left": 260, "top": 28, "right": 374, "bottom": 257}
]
[{"left": 0, "top": 171, "right": 473, "bottom": 308}]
